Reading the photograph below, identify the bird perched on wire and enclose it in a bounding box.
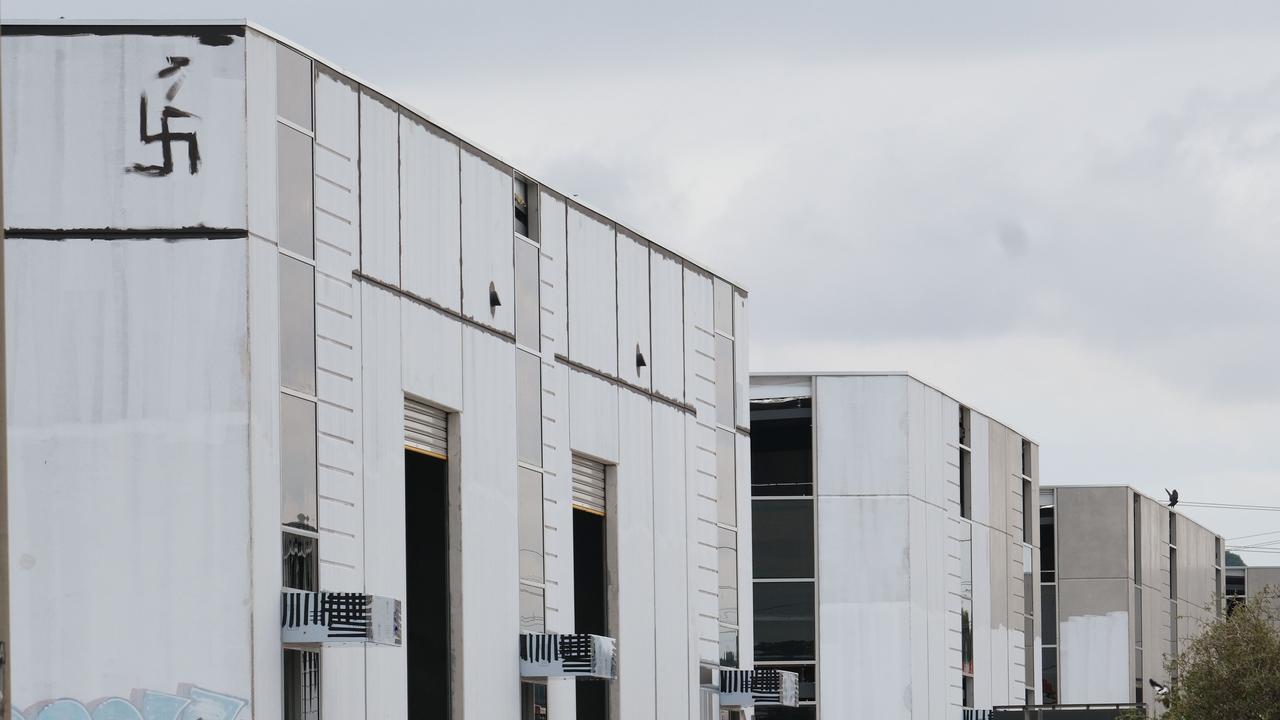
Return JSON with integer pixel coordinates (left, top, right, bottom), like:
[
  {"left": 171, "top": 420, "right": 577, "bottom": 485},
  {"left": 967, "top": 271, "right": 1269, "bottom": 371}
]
[
  {"left": 1149, "top": 678, "right": 1169, "bottom": 697},
  {"left": 1165, "top": 488, "right": 1179, "bottom": 508}
]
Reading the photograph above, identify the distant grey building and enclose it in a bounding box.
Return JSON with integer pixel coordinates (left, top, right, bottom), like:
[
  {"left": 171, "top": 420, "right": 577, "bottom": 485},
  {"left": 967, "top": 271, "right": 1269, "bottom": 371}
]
[
  {"left": 1039, "top": 486, "right": 1224, "bottom": 714},
  {"left": 1225, "top": 564, "right": 1280, "bottom": 614}
]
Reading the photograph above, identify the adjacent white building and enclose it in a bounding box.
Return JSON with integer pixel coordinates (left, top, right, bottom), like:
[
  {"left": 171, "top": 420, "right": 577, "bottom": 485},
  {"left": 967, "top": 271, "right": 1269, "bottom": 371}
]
[
  {"left": 1, "top": 21, "right": 755, "bottom": 720},
  {"left": 749, "top": 372, "right": 1041, "bottom": 720}
]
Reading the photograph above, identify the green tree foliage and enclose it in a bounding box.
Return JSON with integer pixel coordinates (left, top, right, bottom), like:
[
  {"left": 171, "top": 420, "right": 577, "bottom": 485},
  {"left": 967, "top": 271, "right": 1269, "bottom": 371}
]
[{"left": 1158, "top": 588, "right": 1280, "bottom": 719}]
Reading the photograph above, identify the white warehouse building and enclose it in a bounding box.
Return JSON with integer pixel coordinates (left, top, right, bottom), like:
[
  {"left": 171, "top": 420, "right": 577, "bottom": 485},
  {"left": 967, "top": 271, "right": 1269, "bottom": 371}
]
[
  {"left": 749, "top": 372, "right": 1042, "bottom": 720},
  {"left": 0, "top": 21, "right": 767, "bottom": 720}
]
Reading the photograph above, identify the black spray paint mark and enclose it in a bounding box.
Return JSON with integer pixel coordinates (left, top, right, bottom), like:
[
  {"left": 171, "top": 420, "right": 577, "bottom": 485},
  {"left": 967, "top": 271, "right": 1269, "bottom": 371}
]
[
  {"left": 199, "top": 33, "right": 237, "bottom": 46},
  {"left": 156, "top": 55, "right": 190, "bottom": 78}
]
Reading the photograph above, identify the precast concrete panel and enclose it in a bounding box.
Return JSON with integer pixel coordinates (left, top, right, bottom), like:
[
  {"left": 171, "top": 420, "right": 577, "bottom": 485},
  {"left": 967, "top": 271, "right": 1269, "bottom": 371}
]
[
  {"left": 314, "top": 65, "right": 363, "bottom": 593},
  {"left": 813, "top": 375, "right": 909, "bottom": 496},
  {"left": 928, "top": 503, "right": 949, "bottom": 719},
  {"left": 460, "top": 151, "right": 515, "bottom": 334},
  {"left": 401, "top": 299, "right": 463, "bottom": 412},
  {"left": 970, "top": 413, "right": 991, "bottom": 528},
  {"left": 567, "top": 368, "right": 619, "bottom": 463},
  {"left": 988, "top": 531, "right": 1009, "bottom": 703},
  {"left": 908, "top": 497, "right": 929, "bottom": 717},
  {"left": 652, "top": 402, "right": 691, "bottom": 719},
  {"left": 2, "top": 32, "right": 247, "bottom": 232},
  {"left": 649, "top": 248, "right": 685, "bottom": 402},
  {"left": 541, "top": 358, "right": 571, "bottom": 633},
  {"left": 6, "top": 237, "right": 253, "bottom": 707},
  {"left": 1058, "top": 487, "right": 1129, "bottom": 581},
  {"left": 972, "top": 525, "right": 994, "bottom": 710},
  {"left": 1057, "top": 578, "right": 1131, "bottom": 703},
  {"left": 615, "top": 232, "right": 652, "bottom": 390},
  {"left": 566, "top": 206, "right": 618, "bottom": 374},
  {"left": 543, "top": 361, "right": 577, "bottom": 719},
  {"left": 817, "top": 495, "right": 913, "bottom": 718},
  {"left": 732, "top": 291, "right": 749, "bottom": 428},
  {"left": 943, "top": 398, "right": 962, "bottom": 517},
  {"left": 360, "top": 283, "right": 407, "bottom": 719},
  {"left": 359, "top": 92, "right": 400, "bottom": 285},
  {"left": 987, "top": 425, "right": 1008, "bottom": 537},
  {"left": 248, "top": 235, "right": 284, "bottom": 719},
  {"left": 538, "top": 191, "right": 568, "bottom": 358},
  {"left": 683, "top": 268, "right": 715, "bottom": 428},
  {"left": 313, "top": 67, "right": 367, "bottom": 716},
  {"left": 458, "top": 326, "right": 520, "bottom": 719},
  {"left": 399, "top": 117, "right": 461, "bottom": 311},
  {"left": 246, "top": 30, "right": 277, "bottom": 241},
  {"left": 686, "top": 410, "right": 720, "bottom": 665},
  {"left": 615, "top": 391, "right": 657, "bottom": 720},
  {"left": 734, "top": 430, "right": 754, "bottom": 668}
]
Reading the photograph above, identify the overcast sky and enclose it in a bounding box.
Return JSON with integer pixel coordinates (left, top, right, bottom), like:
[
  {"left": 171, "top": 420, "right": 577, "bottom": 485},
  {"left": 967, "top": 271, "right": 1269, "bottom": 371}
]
[{"left": 8, "top": 1, "right": 1280, "bottom": 562}]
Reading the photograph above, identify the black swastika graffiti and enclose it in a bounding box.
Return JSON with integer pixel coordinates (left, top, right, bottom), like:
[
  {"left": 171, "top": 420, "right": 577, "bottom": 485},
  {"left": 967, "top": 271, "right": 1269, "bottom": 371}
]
[{"left": 127, "top": 56, "right": 201, "bottom": 177}]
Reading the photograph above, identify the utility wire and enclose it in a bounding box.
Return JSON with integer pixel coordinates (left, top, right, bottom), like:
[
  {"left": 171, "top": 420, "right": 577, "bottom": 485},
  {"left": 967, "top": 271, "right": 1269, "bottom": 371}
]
[
  {"left": 1228, "top": 529, "right": 1280, "bottom": 542},
  {"left": 1177, "top": 501, "right": 1280, "bottom": 512}
]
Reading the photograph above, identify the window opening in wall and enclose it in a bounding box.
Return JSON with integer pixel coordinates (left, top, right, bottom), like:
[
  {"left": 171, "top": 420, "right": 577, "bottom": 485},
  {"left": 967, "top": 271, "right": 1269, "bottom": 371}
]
[
  {"left": 280, "top": 256, "right": 316, "bottom": 395},
  {"left": 513, "top": 176, "right": 537, "bottom": 240},
  {"left": 520, "top": 681, "right": 548, "bottom": 720},
  {"left": 1133, "top": 494, "right": 1142, "bottom": 585},
  {"left": 572, "top": 455, "right": 609, "bottom": 720},
  {"left": 1040, "top": 488, "right": 1058, "bottom": 704},
  {"left": 755, "top": 581, "right": 816, "bottom": 662},
  {"left": 719, "top": 526, "right": 739, "bottom": 667},
  {"left": 282, "top": 532, "right": 317, "bottom": 591},
  {"left": 574, "top": 505, "right": 609, "bottom": 719},
  {"left": 281, "top": 393, "right": 318, "bottom": 532},
  {"left": 277, "top": 124, "right": 315, "bottom": 260},
  {"left": 1040, "top": 490, "right": 1056, "bottom": 583},
  {"left": 1226, "top": 568, "right": 1246, "bottom": 615},
  {"left": 750, "top": 398, "right": 812, "bottom": 497},
  {"left": 514, "top": 239, "right": 541, "bottom": 351},
  {"left": 1022, "top": 478, "right": 1033, "bottom": 544},
  {"left": 959, "top": 406, "right": 972, "bottom": 519},
  {"left": 717, "top": 429, "right": 737, "bottom": 526},
  {"left": 283, "top": 648, "right": 320, "bottom": 720},
  {"left": 406, "top": 447, "right": 450, "bottom": 718},
  {"left": 959, "top": 520, "right": 975, "bottom": 685},
  {"left": 1021, "top": 438, "right": 1031, "bottom": 477}
]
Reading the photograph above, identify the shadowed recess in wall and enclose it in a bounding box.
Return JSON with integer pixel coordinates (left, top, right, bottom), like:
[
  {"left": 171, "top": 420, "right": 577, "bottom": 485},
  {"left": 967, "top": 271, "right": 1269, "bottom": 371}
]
[{"left": 15, "top": 686, "right": 246, "bottom": 720}]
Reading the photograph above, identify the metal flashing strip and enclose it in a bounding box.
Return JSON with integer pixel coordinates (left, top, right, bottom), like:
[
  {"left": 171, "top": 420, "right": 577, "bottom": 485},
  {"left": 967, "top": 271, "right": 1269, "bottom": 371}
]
[
  {"left": 355, "top": 270, "right": 694, "bottom": 415},
  {"left": 4, "top": 227, "right": 249, "bottom": 240},
  {"left": 0, "top": 23, "right": 245, "bottom": 41},
  {"left": 554, "top": 353, "right": 696, "bottom": 416},
  {"left": 353, "top": 270, "right": 517, "bottom": 344}
]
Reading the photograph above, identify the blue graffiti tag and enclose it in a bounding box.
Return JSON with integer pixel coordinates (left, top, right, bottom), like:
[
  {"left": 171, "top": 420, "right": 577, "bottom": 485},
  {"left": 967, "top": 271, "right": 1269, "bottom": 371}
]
[{"left": 15, "top": 687, "right": 246, "bottom": 720}]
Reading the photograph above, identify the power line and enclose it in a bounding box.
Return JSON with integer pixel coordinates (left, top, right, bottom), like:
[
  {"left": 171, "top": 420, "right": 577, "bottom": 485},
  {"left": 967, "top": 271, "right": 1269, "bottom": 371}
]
[
  {"left": 1228, "top": 529, "right": 1280, "bottom": 542},
  {"left": 1177, "top": 501, "right": 1280, "bottom": 512}
]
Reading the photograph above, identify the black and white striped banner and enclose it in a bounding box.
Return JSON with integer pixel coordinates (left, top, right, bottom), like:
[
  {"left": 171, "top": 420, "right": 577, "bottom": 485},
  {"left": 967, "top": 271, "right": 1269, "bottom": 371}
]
[
  {"left": 281, "top": 590, "right": 402, "bottom": 646},
  {"left": 519, "top": 633, "right": 617, "bottom": 679}
]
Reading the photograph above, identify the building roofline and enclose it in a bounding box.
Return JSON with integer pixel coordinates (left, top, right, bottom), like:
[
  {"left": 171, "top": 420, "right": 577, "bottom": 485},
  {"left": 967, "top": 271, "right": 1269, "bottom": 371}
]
[
  {"left": 0, "top": 18, "right": 746, "bottom": 293},
  {"left": 1042, "top": 483, "right": 1227, "bottom": 539},
  {"left": 751, "top": 370, "right": 1038, "bottom": 444}
]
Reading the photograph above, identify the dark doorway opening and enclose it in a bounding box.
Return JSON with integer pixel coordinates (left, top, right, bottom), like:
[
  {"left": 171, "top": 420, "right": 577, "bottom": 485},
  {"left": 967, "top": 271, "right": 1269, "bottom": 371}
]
[
  {"left": 406, "top": 449, "right": 449, "bottom": 718},
  {"left": 574, "top": 507, "right": 608, "bottom": 719}
]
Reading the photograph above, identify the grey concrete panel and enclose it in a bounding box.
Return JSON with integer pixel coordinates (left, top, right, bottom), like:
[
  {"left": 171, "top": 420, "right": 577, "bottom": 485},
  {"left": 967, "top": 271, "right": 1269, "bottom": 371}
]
[{"left": 1057, "top": 487, "right": 1130, "bottom": 581}]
